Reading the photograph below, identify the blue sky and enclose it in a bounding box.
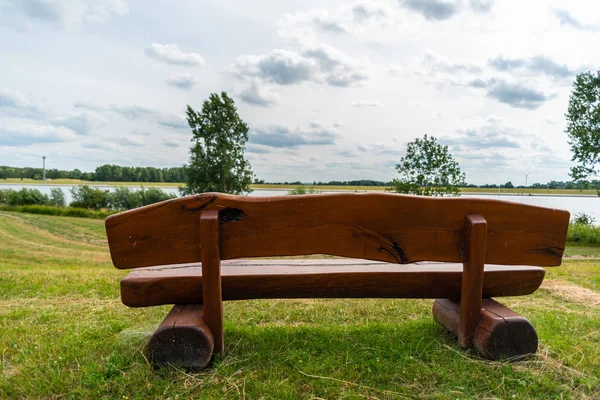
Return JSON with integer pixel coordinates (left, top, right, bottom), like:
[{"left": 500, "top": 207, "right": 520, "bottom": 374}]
[{"left": 0, "top": 0, "right": 598, "bottom": 184}]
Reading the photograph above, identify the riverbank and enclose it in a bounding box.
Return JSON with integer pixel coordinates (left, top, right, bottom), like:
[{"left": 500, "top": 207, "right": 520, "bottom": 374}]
[{"left": 1, "top": 179, "right": 599, "bottom": 196}]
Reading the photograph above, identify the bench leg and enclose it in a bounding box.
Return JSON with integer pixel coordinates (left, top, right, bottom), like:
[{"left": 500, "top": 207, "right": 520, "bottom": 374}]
[
  {"left": 432, "top": 298, "right": 538, "bottom": 360},
  {"left": 147, "top": 304, "right": 214, "bottom": 371}
]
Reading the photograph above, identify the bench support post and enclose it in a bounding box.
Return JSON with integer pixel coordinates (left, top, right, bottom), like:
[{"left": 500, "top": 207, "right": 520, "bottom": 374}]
[
  {"left": 147, "top": 304, "right": 214, "bottom": 370},
  {"left": 432, "top": 298, "right": 538, "bottom": 360},
  {"left": 200, "top": 209, "right": 224, "bottom": 355},
  {"left": 458, "top": 214, "right": 487, "bottom": 347}
]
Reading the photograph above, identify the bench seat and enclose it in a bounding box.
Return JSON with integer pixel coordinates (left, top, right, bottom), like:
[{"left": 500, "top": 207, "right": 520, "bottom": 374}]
[{"left": 120, "top": 259, "right": 545, "bottom": 307}]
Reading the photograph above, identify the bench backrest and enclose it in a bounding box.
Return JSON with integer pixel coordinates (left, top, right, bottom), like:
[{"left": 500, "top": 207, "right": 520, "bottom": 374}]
[{"left": 105, "top": 192, "right": 570, "bottom": 270}]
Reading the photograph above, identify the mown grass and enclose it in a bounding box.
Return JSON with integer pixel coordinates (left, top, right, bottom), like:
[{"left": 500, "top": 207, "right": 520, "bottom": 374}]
[
  {"left": 0, "top": 204, "right": 114, "bottom": 219},
  {"left": 0, "top": 212, "right": 599, "bottom": 399}
]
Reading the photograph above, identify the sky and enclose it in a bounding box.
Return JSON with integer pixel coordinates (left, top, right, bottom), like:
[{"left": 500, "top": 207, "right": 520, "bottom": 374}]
[{"left": 0, "top": 0, "right": 598, "bottom": 185}]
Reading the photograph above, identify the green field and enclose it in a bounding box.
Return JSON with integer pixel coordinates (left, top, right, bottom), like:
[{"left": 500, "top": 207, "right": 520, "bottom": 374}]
[{"left": 1, "top": 212, "right": 599, "bottom": 399}]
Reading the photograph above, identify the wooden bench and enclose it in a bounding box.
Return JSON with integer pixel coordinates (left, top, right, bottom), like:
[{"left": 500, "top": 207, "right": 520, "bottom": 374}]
[{"left": 105, "top": 192, "right": 569, "bottom": 370}]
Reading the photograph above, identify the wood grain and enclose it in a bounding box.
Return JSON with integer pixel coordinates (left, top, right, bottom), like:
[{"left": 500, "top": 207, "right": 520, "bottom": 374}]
[
  {"left": 146, "top": 304, "right": 214, "bottom": 370},
  {"left": 458, "top": 215, "right": 487, "bottom": 348},
  {"left": 119, "top": 260, "right": 546, "bottom": 307},
  {"left": 105, "top": 193, "right": 570, "bottom": 270},
  {"left": 200, "top": 209, "right": 223, "bottom": 354},
  {"left": 433, "top": 298, "right": 538, "bottom": 360}
]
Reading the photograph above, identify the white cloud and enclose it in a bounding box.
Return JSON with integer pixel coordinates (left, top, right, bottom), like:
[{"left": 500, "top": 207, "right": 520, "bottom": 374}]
[
  {"left": 166, "top": 73, "right": 198, "bottom": 90},
  {"left": 352, "top": 101, "right": 382, "bottom": 108},
  {"left": 145, "top": 43, "right": 206, "bottom": 66},
  {"left": 239, "top": 80, "right": 279, "bottom": 106},
  {"left": 0, "top": 123, "right": 77, "bottom": 147},
  {"left": 6, "top": 0, "right": 129, "bottom": 30}
]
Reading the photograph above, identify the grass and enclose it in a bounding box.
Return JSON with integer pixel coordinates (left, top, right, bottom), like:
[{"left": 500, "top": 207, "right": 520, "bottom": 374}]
[
  {"left": 0, "top": 204, "right": 114, "bottom": 219},
  {"left": 0, "top": 212, "right": 599, "bottom": 399}
]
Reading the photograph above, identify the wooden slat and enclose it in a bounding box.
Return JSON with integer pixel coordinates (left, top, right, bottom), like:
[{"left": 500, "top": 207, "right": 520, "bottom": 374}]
[
  {"left": 458, "top": 215, "right": 487, "bottom": 348},
  {"left": 119, "top": 261, "right": 546, "bottom": 307},
  {"left": 105, "top": 193, "right": 570, "bottom": 270}
]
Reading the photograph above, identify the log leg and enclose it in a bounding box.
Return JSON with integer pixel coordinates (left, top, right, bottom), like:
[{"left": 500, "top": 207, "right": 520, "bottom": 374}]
[
  {"left": 147, "top": 304, "right": 214, "bottom": 371},
  {"left": 433, "top": 298, "right": 538, "bottom": 360}
]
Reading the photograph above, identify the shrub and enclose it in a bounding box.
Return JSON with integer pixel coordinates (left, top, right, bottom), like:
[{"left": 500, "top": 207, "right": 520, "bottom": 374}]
[
  {"left": 70, "top": 185, "right": 111, "bottom": 210},
  {"left": 0, "top": 188, "right": 50, "bottom": 206},
  {"left": 572, "top": 212, "right": 596, "bottom": 226},
  {"left": 137, "top": 187, "right": 177, "bottom": 206},
  {"left": 49, "top": 188, "right": 66, "bottom": 207},
  {"left": 110, "top": 187, "right": 141, "bottom": 210},
  {"left": 567, "top": 223, "right": 600, "bottom": 246},
  {"left": 287, "top": 185, "right": 322, "bottom": 195},
  {"left": 0, "top": 204, "right": 113, "bottom": 219}
]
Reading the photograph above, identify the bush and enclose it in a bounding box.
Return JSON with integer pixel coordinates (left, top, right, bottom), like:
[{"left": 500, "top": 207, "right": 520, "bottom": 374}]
[
  {"left": 109, "top": 187, "right": 176, "bottom": 210},
  {"left": 49, "top": 188, "right": 66, "bottom": 207},
  {"left": 287, "top": 185, "right": 322, "bottom": 195},
  {"left": 567, "top": 223, "right": 600, "bottom": 246},
  {"left": 70, "top": 185, "right": 111, "bottom": 210},
  {"left": 0, "top": 188, "right": 50, "bottom": 206},
  {"left": 110, "top": 187, "right": 141, "bottom": 210},
  {"left": 137, "top": 187, "right": 177, "bottom": 206},
  {"left": 572, "top": 212, "right": 596, "bottom": 226},
  {"left": 0, "top": 204, "right": 113, "bottom": 219}
]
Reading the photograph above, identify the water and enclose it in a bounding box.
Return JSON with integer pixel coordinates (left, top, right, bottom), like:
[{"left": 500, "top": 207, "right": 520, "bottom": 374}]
[{"left": 1, "top": 183, "right": 598, "bottom": 221}]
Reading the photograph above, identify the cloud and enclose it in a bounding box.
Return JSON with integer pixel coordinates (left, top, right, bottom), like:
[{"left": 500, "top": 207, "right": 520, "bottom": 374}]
[
  {"left": 232, "top": 49, "right": 314, "bottom": 85},
  {"left": 6, "top": 0, "right": 129, "bottom": 30},
  {"left": 50, "top": 112, "right": 105, "bottom": 135},
  {"left": 157, "top": 115, "right": 188, "bottom": 130},
  {"left": 441, "top": 124, "right": 523, "bottom": 150},
  {"left": 469, "top": 0, "right": 493, "bottom": 13},
  {"left": 246, "top": 144, "right": 272, "bottom": 154},
  {"left": 230, "top": 43, "right": 368, "bottom": 88},
  {"left": 117, "top": 136, "right": 144, "bottom": 147},
  {"left": 110, "top": 104, "right": 158, "bottom": 120},
  {"left": 486, "top": 81, "right": 550, "bottom": 109},
  {"left": 554, "top": 9, "right": 599, "bottom": 31},
  {"left": 488, "top": 55, "right": 576, "bottom": 79},
  {"left": 0, "top": 86, "right": 44, "bottom": 118},
  {"left": 73, "top": 101, "right": 107, "bottom": 112},
  {"left": 423, "top": 51, "right": 482, "bottom": 74},
  {"left": 352, "top": 4, "right": 387, "bottom": 21},
  {"left": 144, "top": 43, "right": 206, "bottom": 66},
  {"left": 469, "top": 79, "right": 551, "bottom": 109},
  {"left": 352, "top": 101, "right": 382, "bottom": 108},
  {"left": 0, "top": 123, "right": 77, "bottom": 147},
  {"left": 239, "top": 80, "right": 278, "bottom": 106},
  {"left": 166, "top": 73, "right": 198, "bottom": 90},
  {"left": 400, "top": 0, "right": 461, "bottom": 21},
  {"left": 308, "top": 10, "right": 347, "bottom": 33},
  {"left": 336, "top": 150, "right": 356, "bottom": 158},
  {"left": 250, "top": 125, "right": 338, "bottom": 148}
]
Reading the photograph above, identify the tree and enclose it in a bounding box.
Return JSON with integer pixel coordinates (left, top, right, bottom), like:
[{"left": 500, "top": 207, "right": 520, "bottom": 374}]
[
  {"left": 180, "top": 92, "right": 254, "bottom": 195},
  {"left": 566, "top": 70, "right": 600, "bottom": 181},
  {"left": 390, "top": 134, "right": 466, "bottom": 196}
]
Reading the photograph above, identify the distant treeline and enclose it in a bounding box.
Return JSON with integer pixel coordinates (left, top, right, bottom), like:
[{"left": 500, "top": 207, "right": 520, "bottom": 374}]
[
  {"left": 0, "top": 165, "right": 186, "bottom": 183},
  {"left": 2, "top": 165, "right": 600, "bottom": 190}
]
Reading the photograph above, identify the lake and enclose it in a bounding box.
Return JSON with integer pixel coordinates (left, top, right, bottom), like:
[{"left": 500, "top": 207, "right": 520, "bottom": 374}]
[{"left": 1, "top": 183, "right": 598, "bottom": 221}]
